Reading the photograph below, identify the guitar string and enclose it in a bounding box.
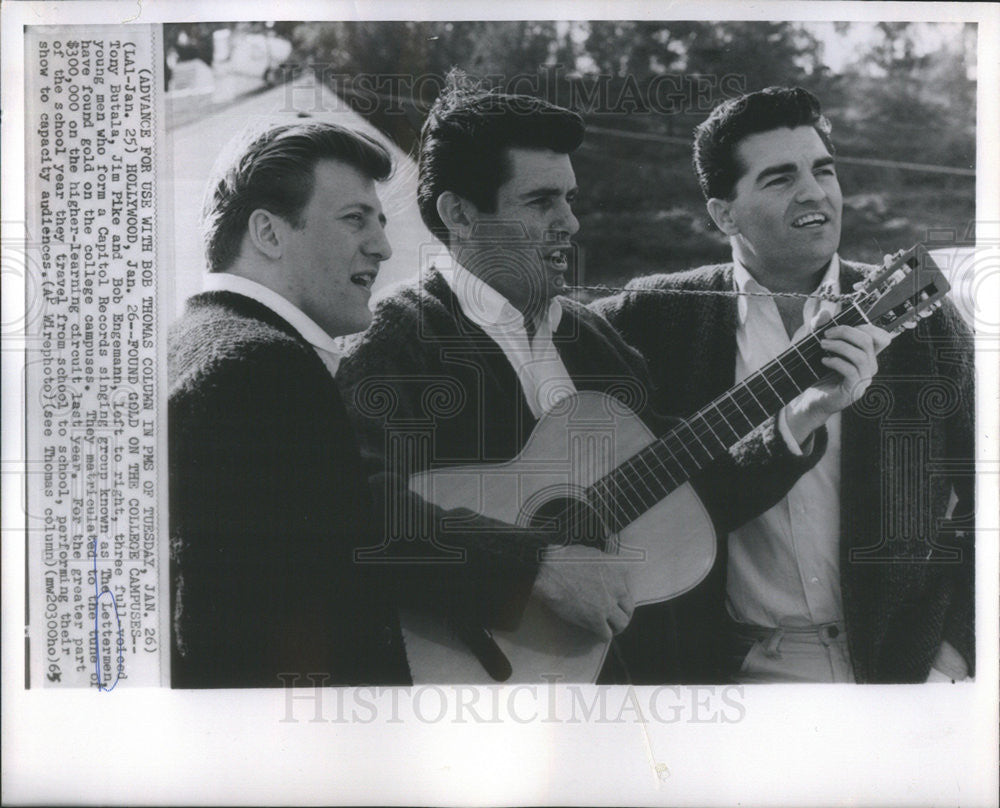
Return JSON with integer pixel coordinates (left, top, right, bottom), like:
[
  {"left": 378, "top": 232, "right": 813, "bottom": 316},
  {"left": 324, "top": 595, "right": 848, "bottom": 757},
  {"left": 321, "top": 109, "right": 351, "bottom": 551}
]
[
  {"left": 573, "top": 282, "right": 875, "bottom": 520},
  {"left": 577, "top": 272, "right": 934, "bottom": 532},
  {"left": 584, "top": 274, "right": 917, "bottom": 529},
  {"left": 590, "top": 298, "right": 876, "bottom": 527},
  {"left": 664, "top": 288, "right": 878, "bottom": 451},
  {"left": 624, "top": 319, "right": 858, "bottom": 504},
  {"left": 564, "top": 284, "right": 866, "bottom": 303},
  {"left": 643, "top": 320, "right": 853, "bottom": 474},
  {"left": 595, "top": 338, "right": 826, "bottom": 528}
]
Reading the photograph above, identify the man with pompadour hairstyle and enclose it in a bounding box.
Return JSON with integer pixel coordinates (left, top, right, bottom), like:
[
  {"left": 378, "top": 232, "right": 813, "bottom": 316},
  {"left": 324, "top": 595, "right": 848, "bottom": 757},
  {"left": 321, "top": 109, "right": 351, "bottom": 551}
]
[
  {"left": 594, "top": 86, "right": 974, "bottom": 684},
  {"left": 340, "top": 73, "right": 880, "bottom": 683},
  {"left": 169, "top": 120, "right": 553, "bottom": 688}
]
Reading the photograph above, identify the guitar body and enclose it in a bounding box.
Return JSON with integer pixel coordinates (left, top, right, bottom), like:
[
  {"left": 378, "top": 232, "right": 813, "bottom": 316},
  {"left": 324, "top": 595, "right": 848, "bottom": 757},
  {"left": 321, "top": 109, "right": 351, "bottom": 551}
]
[
  {"left": 401, "top": 390, "right": 717, "bottom": 684},
  {"left": 399, "top": 246, "right": 952, "bottom": 682}
]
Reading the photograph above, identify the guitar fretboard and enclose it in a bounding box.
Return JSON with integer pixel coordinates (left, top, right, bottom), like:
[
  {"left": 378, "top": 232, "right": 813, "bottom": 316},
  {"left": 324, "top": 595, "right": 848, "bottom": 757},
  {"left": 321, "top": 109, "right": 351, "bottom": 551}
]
[{"left": 588, "top": 299, "right": 871, "bottom": 531}]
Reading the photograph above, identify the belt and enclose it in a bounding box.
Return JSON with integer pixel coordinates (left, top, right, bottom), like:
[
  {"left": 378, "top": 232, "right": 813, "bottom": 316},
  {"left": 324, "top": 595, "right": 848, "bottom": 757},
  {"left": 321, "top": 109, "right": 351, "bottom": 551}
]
[{"left": 730, "top": 621, "right": 847, "bottom": 658}]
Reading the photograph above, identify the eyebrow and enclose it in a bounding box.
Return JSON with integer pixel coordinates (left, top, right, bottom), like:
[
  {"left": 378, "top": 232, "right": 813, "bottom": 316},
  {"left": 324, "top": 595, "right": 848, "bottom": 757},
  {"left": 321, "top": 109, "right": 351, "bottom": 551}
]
[
  {"left": 755, "top": 162, "right": 796, "bottom": 183},
  {"left": 339, "top": 202, "right": 387, "bottom": 226},
  {"left": 518, "top": 185, "right": 578, "bottom": 200},
  {"left": 756, "top": 155, "right": 836, "bottom": 184}
]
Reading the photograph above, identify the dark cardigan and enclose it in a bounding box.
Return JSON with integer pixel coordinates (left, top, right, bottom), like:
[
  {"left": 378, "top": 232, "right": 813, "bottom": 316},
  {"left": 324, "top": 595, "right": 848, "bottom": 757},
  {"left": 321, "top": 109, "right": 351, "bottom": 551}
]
[
  {"left": 169, "top": 291, "right": 411, "bottom": 687},
  {"left": 338, "top": 268, "right": 827, "bottom": 682},
  {"left": 592, "top": 261, "right": 976, "bottom": 682}
]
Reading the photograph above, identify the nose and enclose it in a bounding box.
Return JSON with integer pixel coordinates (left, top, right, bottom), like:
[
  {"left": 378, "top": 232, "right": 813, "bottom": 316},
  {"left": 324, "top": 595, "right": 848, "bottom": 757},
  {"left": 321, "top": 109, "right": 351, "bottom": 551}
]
[
  {"left": 554, "top": 199, "right": 580, "bottom": 238},
  {"left": 364, "top": 222, "right": 393, "bottom": 262},
  {"left": 795, "top": 172, "right": 826, "bottom": 204}
]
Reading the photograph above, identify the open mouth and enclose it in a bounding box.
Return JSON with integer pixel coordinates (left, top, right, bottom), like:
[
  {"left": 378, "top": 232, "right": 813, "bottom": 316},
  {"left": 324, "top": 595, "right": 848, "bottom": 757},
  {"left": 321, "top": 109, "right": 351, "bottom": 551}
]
[
  {"left": 350, "top": 271, "right": 377, "bottom": 290},
  {"left": 791, "top": 212, "right": 829, "bottom": 228},
  {"left": 546, "top": 248, "right": 570, "bottom": 272}
]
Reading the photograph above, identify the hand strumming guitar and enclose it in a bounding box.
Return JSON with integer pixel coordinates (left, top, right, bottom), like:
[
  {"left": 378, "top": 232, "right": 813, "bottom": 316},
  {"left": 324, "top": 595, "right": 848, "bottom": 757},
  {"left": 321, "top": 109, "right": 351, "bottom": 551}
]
[{"left": 530, "top": 545, "right": 635, "bottom": 640}]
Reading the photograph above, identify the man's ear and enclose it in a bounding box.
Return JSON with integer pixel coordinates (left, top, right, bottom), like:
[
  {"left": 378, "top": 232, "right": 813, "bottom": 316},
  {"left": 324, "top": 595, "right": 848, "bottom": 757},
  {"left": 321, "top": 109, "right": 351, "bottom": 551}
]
[
  {"left": 706, "top": 197, "right": 740, "bottom": 237},
  {"left": 246, "top": 208, "right": 284, "bottom": 260},
  {"left": 436, "top": 191, "right": 475, "bottom": 240}
]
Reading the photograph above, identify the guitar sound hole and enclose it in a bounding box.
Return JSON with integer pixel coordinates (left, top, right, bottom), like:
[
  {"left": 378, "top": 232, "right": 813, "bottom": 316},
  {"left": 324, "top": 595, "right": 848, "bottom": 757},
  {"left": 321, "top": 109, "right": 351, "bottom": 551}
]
[{"left": 528, "top": 496, "right": 611, "bottom": 551}]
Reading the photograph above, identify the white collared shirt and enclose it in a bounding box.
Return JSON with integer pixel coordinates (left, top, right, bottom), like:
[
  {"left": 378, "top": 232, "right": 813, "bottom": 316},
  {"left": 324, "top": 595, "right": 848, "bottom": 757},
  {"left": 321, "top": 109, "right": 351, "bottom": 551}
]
[
  {"left": 726, "top": 255, "right": 845, "bottom": 628},
  {"left": 203, "top": 273, "right": 343, "bottom": 377},
  {"left": 441, "top": 263, "right": 577, "bottom": 418}
]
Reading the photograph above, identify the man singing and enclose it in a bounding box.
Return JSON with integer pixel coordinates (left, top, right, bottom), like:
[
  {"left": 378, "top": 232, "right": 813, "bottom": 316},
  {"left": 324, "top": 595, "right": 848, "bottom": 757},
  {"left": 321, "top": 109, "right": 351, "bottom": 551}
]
[
  {"left": 594, "top": 87, "right": 974, "bottom": 683},
  {"left": 169, "top": 121, "right": 558, "bottom": 687},
  {"left": 339, "top": 75, "right": 884, "bottom": 682}
]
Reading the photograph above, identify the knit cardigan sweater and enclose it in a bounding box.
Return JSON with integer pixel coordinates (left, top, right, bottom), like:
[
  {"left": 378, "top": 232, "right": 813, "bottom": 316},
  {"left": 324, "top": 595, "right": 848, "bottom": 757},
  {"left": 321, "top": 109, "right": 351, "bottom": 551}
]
[
  {"left": 592, "top": 262, "right": 976, "bottom": 683},
  {"left": 169, "top": 291, "right": 412, "bottom": 687},
  {"left": 338, "top": 268, "right": 827, "bottom": 683},
  {"left": 168, "top": 291, "right": 553, "bottom": 687}
]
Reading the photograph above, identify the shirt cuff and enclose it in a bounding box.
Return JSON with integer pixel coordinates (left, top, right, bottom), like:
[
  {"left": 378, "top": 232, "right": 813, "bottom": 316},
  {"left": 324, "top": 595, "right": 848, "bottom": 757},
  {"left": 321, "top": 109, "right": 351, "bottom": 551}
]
[
  {"left": 928, "top": 640, "right": 969, "bottom": 681},
  {"left": 777, "top": 406, "right": 814, "bottom": 457}
]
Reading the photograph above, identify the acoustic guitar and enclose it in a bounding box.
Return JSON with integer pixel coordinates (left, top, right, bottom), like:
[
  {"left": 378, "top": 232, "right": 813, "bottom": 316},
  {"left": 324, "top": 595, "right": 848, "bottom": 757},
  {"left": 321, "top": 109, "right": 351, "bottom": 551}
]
[{"left": 401, "top": 245, "right": 951, "bottom": 683}]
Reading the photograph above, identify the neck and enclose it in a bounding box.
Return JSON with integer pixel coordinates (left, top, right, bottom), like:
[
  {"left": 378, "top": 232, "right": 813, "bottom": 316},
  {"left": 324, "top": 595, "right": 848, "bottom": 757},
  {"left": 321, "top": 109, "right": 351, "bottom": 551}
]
[
  {"left": 733, "top": 243, "right": 832, "bottom": 294},
  {"left": 451, "top": 246, "right": 550, "bottom": 324},
  {"left": 226, "top": 259, "right": 298, "bottom": 306}
]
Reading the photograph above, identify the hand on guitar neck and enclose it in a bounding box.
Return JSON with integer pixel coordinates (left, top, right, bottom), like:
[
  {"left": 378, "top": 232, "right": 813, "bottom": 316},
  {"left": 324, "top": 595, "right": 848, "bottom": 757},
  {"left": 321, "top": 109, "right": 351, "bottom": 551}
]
[
  {"left": 530, "top": 545, "right": 635, "bottom": 641},
  {"left": 783, "top": 249, "right": 949, "bottom": 446},
  {"left": 526, "top": 275, "right": 891, "bottom": 643},
  {"left": 399, "top": 245, "right": 951, "bottom": 682},
  {"left": 783, "top": 312, "right": 892, "bottom": 446},
  {"left": 530, "top": 300, "right": 891, "bottom": 642}
]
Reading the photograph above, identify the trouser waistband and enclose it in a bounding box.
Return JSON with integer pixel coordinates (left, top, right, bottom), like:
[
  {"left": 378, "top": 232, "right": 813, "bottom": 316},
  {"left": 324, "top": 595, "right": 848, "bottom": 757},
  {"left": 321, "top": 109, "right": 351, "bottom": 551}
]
[{"left": 729, "top": 621, "right": 847, "bottom": 658}]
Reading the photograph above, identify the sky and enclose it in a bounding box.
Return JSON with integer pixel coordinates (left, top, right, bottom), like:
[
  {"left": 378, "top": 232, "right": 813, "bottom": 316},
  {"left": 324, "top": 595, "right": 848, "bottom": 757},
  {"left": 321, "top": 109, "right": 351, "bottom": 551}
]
[
  {"left": 802, "top": 21, "right": 973, "bottom": 75},
  {"left": 556, "top": 20, "right": 973, "bottom": 78}
]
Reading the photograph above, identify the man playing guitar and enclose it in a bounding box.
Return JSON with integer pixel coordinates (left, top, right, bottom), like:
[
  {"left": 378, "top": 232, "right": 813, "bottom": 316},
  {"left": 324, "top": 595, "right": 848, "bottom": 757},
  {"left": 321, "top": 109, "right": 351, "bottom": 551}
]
[
  {"left": 594, "top": 87, "right": 974, "bottom": 683},
  {"left": 340, "top": 74, "right": 888, "bottom": 683}
]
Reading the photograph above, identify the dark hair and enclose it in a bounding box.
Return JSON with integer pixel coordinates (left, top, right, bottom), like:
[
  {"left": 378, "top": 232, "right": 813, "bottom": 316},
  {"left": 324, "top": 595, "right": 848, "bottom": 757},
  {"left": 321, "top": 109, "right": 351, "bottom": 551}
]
[
  {"left": 202, "top": 121, "right": 392, "bottom": 273},
  {"left": 417, "top": 70, "right": 585, "bottom": 244},
  {"left": 693, "top": 86, "right": 835, "bottom": 201}
]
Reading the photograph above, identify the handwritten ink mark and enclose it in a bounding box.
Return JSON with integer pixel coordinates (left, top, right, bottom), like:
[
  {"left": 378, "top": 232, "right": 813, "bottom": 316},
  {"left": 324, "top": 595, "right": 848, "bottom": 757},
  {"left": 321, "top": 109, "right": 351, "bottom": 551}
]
[{"left": 92, "top": 538, "right": 124, "bottom": 691}]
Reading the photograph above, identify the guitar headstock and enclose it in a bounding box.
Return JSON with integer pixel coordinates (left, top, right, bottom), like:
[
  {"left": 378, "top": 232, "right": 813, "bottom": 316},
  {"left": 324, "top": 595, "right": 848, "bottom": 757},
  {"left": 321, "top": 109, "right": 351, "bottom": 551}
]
[{"left": 855, "top": 244, "right": 951, "bottom": 333}]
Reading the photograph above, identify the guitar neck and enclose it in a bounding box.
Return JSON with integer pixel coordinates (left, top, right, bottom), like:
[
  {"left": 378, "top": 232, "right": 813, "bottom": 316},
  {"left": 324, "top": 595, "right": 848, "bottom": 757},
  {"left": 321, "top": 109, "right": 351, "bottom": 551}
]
[{"left": 589, "top": 301, "right": 870, "bottom": 530}]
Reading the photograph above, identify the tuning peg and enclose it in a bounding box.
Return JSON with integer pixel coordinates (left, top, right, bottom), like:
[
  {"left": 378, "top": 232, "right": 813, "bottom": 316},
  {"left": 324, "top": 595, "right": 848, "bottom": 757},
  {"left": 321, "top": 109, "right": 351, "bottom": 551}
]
[
  {"left": 853, "top": 280, "right": 866, "bottom": 291},
  {"left": 901, "top": 319, "right": 919, "bottom": 329},
  {"left": 882, "top": 248, "right": 909, "bottom": 269}
]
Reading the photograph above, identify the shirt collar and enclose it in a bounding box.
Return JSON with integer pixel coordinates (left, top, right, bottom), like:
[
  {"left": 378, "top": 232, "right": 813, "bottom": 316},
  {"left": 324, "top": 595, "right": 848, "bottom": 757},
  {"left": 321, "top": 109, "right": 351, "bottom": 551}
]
[
  {"left": 203, "top": 273, "right": 344, "bottom": 370},
  {"left": 732, "top": 254, "right": 841, "bottom": 325},
  {"left": 440, "top": 261, "right": 563, "bottom": 335}
]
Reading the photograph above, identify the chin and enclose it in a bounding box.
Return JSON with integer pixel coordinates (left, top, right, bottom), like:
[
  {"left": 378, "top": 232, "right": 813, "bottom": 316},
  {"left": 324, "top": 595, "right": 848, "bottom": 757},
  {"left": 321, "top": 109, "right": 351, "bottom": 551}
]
[
  {"left": 816, "top": 246, "right": 839, "bottom": 268},
  {"left": 349, "top": 315, "right": 373, "bottom": 336},
  {"left": 332, "top": 312, "right": 373, "bottom": 338},
  {"left": 791, "top": 245, "right": 837, "bottom": 271}
]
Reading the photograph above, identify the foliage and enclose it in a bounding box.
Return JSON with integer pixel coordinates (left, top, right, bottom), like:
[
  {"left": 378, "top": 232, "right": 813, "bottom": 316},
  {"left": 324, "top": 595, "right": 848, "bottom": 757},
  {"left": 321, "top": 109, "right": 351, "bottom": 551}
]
[{"left": 209, "top": 19, "right": 976, "bottom": 283}]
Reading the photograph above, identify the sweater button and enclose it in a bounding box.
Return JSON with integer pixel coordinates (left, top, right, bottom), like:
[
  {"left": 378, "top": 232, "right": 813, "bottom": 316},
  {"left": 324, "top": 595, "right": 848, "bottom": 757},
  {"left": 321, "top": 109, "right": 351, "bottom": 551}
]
[{"left": 828, "top": 626, "right": 839, "bottom": 639}]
